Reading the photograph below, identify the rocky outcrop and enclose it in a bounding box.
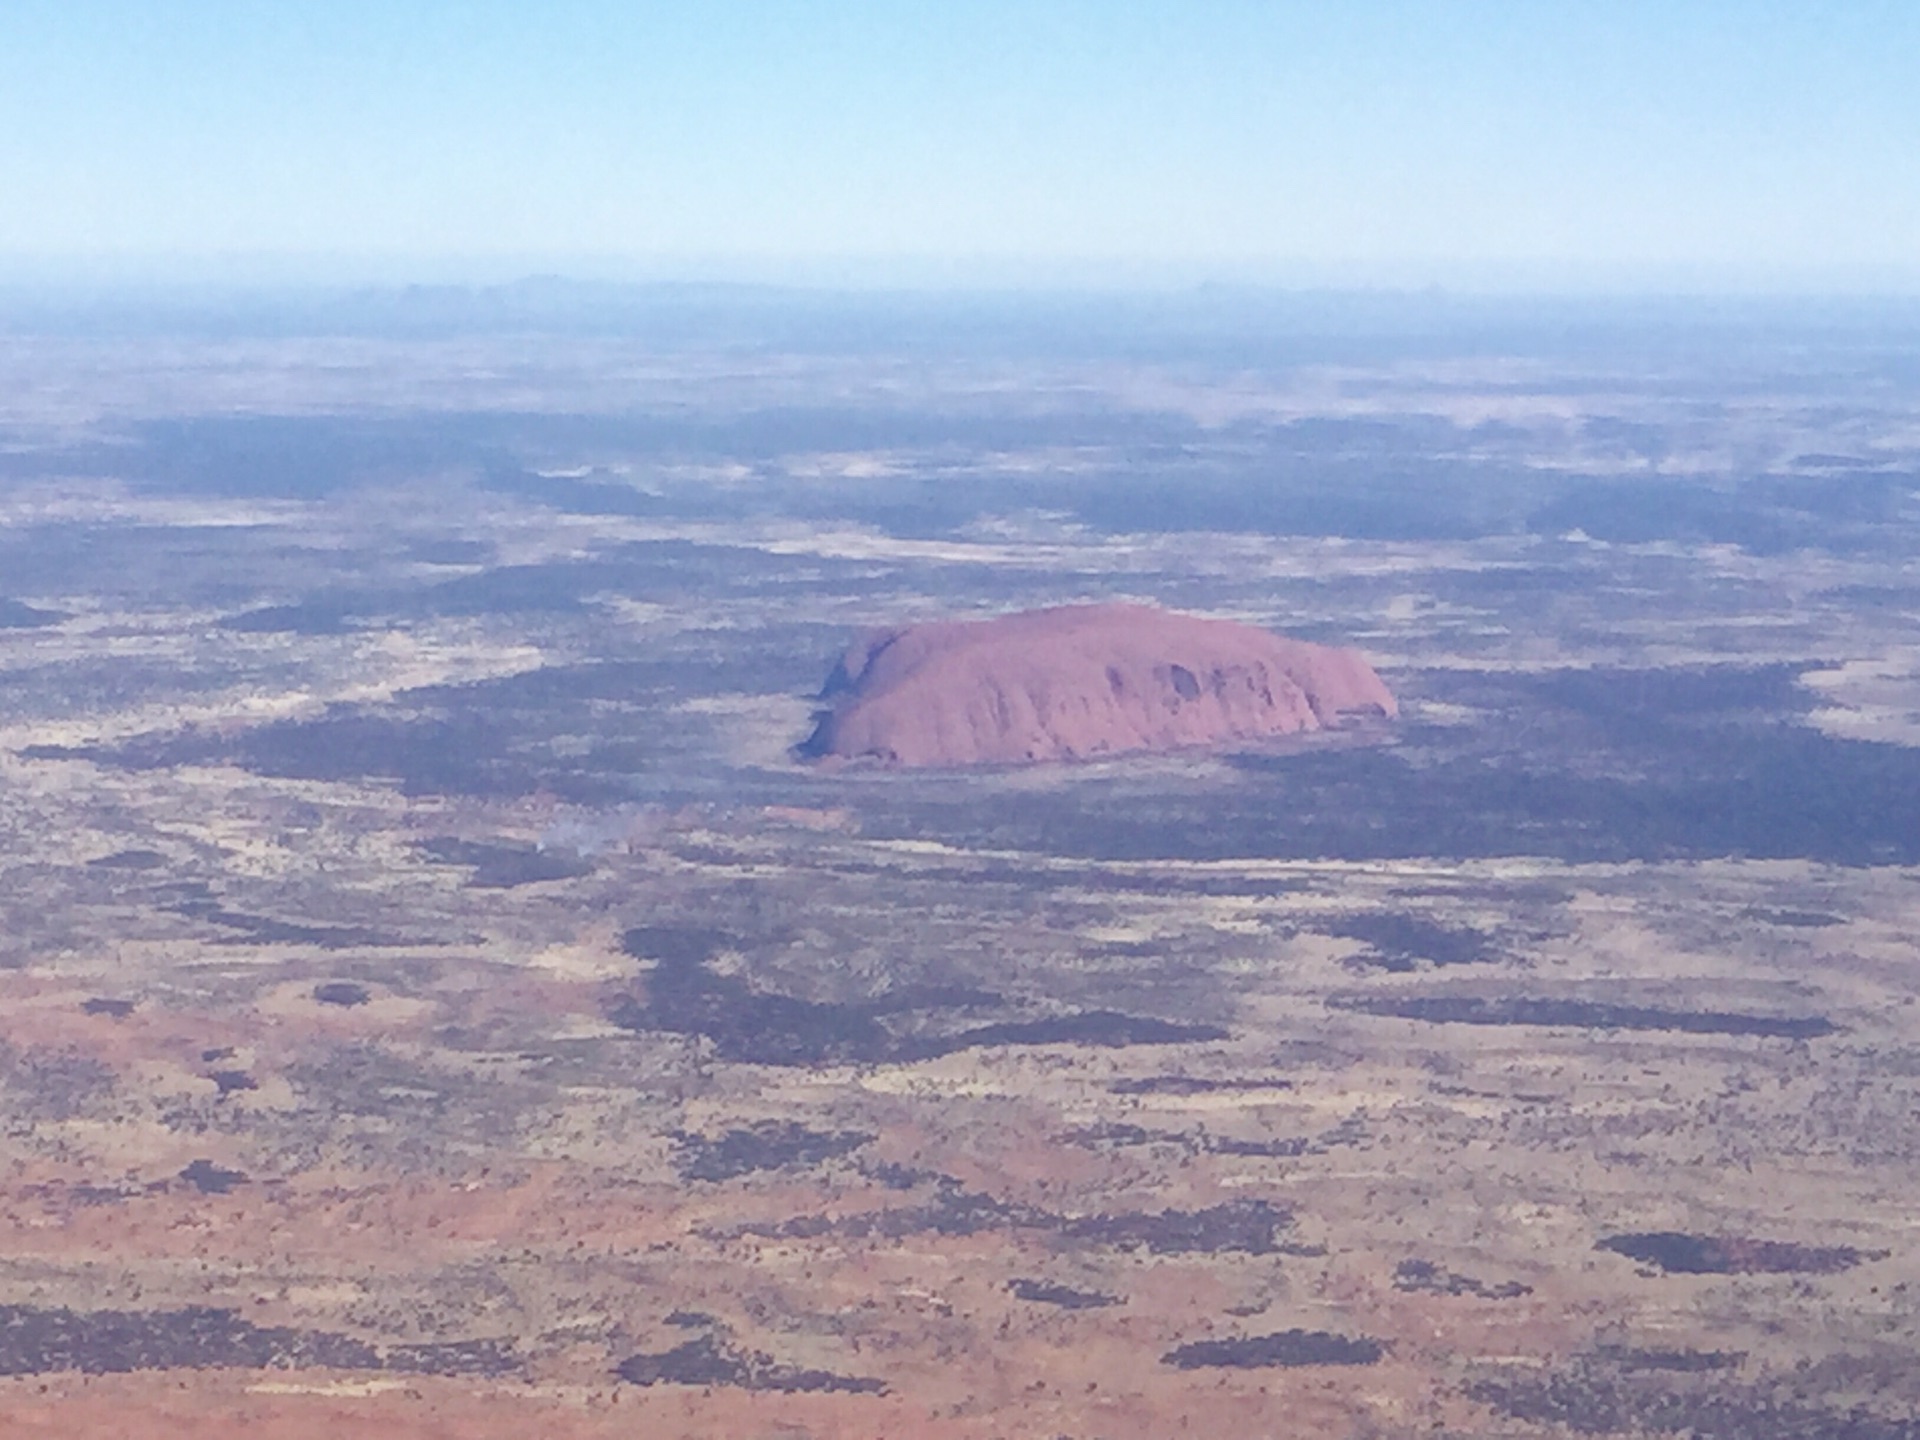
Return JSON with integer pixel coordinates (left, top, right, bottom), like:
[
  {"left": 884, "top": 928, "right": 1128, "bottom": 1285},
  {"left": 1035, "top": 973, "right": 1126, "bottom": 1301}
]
[{"left": 799, "top": 603, "right": 1394, "bottom": 768}]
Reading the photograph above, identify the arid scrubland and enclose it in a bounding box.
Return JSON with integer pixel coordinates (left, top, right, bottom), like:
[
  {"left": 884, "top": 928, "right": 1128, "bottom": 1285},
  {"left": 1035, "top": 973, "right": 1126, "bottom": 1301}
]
[{"left": 2, "top": 293, "right": 1919, "bottom": 1436}]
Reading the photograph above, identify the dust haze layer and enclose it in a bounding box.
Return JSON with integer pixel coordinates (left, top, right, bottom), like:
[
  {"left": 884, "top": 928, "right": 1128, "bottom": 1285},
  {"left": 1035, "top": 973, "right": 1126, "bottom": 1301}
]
[{"left": 800, "top": 602, "right": 1397, "bottom": 768}]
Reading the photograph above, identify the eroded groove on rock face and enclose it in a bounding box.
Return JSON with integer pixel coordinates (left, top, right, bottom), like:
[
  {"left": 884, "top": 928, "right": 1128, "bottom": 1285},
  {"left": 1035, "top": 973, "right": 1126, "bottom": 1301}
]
[{"left": 800, "top": 602, "right": 1395, "bottom": 768}]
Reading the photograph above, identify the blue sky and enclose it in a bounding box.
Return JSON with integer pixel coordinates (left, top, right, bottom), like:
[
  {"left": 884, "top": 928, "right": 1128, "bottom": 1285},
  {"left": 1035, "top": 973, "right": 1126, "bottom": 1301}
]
[{"left": 3, "top": 1, "right": 1917, "bottom": 288}]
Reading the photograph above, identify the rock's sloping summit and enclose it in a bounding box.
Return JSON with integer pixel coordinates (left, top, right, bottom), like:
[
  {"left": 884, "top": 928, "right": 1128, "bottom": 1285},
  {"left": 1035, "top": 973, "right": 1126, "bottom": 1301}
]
[{"left": 801, "top": 603, "right": 1395, "bottom": 768}]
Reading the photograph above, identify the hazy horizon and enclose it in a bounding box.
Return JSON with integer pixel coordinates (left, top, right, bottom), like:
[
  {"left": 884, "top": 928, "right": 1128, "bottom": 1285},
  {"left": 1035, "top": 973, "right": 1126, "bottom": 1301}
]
[
  {"left": 6, "top": 3, "right": 1916, "bottom": 284},
  {"left": 7, "top": 257, "right": 1920, "bottom": 302}
]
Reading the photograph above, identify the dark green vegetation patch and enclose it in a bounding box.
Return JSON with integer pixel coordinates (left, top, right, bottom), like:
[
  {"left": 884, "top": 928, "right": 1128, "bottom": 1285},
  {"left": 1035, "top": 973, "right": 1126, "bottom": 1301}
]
[
  {"left": 725, "top": 1179, "right": 1295, "bottom": 1256},
  {"left": 1469, "top": 1358, "right": 1920, "bottom": 1440},
  {"left": 1393, "top": 1258, "right": 1531, "bottom": 1299},
  {"left": 1596, "top": 1232, "right": 1879, "bottom": 1275},
  {"left": 1325, "top": 914, "right": 1496, "bottom": 970},
  {"left": 615, "top": 1332, "right": 883, "bottom": 1395},
  {"left": 0, "top": 1303, "right": 516, "bottom": 1378},
  {"left": 1163, "top": 1329, "right": 1384, "bottom": 1370},
  {"left": 177, "top": 1160, "right": 247, "bottom": 1195},
  {"left": 1008, "top": 1279, "right": 1121, "bottom": 1310},
  {"left": 611, "top": 926, "right": 1224, "bottom": 1067},
  {"left": 418, "top": 836, "right": 595, "bottom": 887},
  {"left": 671, "top": 1121, "right": 875, "bottom": 1183},
  {"left": 1331, "top": 994, "right": 1837, "bottom": 1040}
]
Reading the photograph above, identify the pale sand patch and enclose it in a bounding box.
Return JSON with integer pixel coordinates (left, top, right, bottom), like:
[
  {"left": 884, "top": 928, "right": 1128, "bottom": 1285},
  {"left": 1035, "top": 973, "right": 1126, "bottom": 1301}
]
[
  {"left": 677, "top": 692, "right": 818, "bottom": 768},
  {"left": 245, "top": 1380, "right": 415, "bottom": 1397},
  {"left": 33, "top": 1115, "right": 200, "bottom": 1170},
  {"left": 596, "top": 596, "right": 677, "bottom": 628},
  {"left": 1803, "top": 650, "right": 1920, "bottom": 746},
  {"left": 543, "top": 1017, "right": 631, "bottom": 1041},
  {"left": 203, "top": 1075, "right": 300, "bottom": 1112},
  {"left": 125, "top": 1059, "right": 232, "bottom": 1102},
  {"left": 255, "top": 981, "right": 433, "bottom": 1027},
  {"left": 526, "top": 937, "right": 634, "bottom": 982},
  {"left": 1405, "top": 700, "right": 1481, "bottom": 726},
  {"left": 0, "top": 628, "right": 545, "bottom": 751},
  {"left": 1078, "top": 920, "right": 1176, "bottom": 945},
  {"left": 284, "top": 1283, "right": 369, "bottom": 1308}
]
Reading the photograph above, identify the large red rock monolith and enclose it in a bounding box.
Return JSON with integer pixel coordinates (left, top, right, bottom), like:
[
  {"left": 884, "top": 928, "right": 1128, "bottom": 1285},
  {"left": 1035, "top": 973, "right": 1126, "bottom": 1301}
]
[{"left": 800, "top": 602, "right": 1394, "bottom": 768}]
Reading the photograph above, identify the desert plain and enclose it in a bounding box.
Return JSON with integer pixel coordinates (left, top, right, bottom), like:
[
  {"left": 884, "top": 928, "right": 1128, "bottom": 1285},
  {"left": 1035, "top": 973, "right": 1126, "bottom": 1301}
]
[{"left": 0, "top": 289, "right": 1918, "bottom": 1437}]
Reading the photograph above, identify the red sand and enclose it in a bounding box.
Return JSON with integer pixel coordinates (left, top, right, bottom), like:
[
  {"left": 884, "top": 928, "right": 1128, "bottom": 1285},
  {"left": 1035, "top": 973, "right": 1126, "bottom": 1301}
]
[{"left": 804, "top": 603, "right": 1395, "bottom": 768}]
